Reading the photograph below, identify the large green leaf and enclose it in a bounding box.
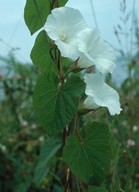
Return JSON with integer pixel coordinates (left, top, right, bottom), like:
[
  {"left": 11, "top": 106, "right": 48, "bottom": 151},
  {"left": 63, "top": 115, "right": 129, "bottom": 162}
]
[
  {"left": 24, "top": 0, "right": 68, "bottom": 34},
  {"left": 88, "top": 186, "right": 108, "bottom": 192},
  {"left": 63, "top": 122, "right": 110, "bottom": 184},
  {"left": 33, "top": 74, "right": 85, "bottom": 135},
  {"left": 24, "top": 0, "right": 50, "bottom": 34},
  {"left": 34, "top": 137, "right": 62, "bottom": 185},
  {"left": 30, "top": 30, "right": 53, "bottom": 71}
]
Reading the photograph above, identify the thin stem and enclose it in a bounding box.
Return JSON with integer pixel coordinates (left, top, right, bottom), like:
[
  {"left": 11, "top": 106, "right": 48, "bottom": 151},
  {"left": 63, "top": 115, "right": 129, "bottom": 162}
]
[
  {"left": 64, "top": 167, "right": 71, "bottom": 192},
  {"left": 89, "top": 0, "right": 98, "bottom": 28},
  {"left": 63, "top": 127, "right": 67, "bottom": 146},
  {"left": 76, "top": 128, "right": 82, "bottom": 143},
  {"left": 63, "top": 116, "right": 79, "bottom": 192},
  {"left": 57, "top": 50, "right": 64, "bottom": 86},
  {"left": 62, "top": 125, "right": 71, "bottom": 192},
  {"left": 73, "top": 115, "right": 82, "bottom": 143},
  {"left": 130, "top": 0, "right": 136, "bottom": 55},
  {"left": 51, "top": 0, "right": 58, "bottom": 9},
  {"left": 73, "top": 114, "right": 78, "bottom": 135}
]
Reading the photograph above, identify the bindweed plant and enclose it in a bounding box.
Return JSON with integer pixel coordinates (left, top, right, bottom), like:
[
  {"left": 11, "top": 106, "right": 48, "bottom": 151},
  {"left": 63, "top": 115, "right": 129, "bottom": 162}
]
[{"left": 24, "top": 0, "right": 122, "bottom": 191}]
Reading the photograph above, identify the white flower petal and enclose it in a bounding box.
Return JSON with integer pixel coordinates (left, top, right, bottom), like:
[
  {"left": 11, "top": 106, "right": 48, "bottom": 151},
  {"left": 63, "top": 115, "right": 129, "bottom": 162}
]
[
  {"left": 84, "top": 73, "right": 122, "bottom": 115},
  {"left": 78, "top": 28, "right": 116, "bottom": 74},
  {"left": 84, "top": 96, "right": 100, "bottom": 109},
  {"left": 45, "top": 6, "right": 88, "bottom": 59}
]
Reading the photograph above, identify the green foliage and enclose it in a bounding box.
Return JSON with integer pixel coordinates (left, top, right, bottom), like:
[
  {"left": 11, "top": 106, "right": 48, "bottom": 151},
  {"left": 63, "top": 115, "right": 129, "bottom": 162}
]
[
  {"left": 14, "top": 181, "right": 30, "bottom": 192},
  {"left": 24, "top": 0, "right": 68, "bottom": 35},
  {"left": 88, "top": 185, "right": 108, "bottom": 192},
  {"left": 33, "top": 74, "right": 85, "bottom": 135},
  {"left": 0, "top": 0, "right": 138, "bottom": 191},
  {"left": 63, "top": 122, "right": 110, "bottom": 185},
  {"left": 1, "top": 51, "right": 139, "bottom": 191},
  {"left": 24, "top": 0, "right": 50, "bottom": 34},
  {"left": 34, "top": 136, "right": 62, "bottom": 185},
  {"left": 0, "top": 54, "right": 41, "bottom": 192},
  {"left": 31, "top": 30, "right": 53, "bottom": 71},
  {"left": 53, "top": 185, "right": 63, "bottom": 192},
  {"left": 58, "top": 0, "right": 68, "bottom": 6}
]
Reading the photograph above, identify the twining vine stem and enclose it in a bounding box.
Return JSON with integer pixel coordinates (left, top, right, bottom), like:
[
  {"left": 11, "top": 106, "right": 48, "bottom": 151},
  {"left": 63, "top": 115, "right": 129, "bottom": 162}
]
[
  {"left": 57, "top": 50, "right": 64, "bottom": 86},
  {"left": 64, "top": 167, "right": 71, "bottom": 192}
]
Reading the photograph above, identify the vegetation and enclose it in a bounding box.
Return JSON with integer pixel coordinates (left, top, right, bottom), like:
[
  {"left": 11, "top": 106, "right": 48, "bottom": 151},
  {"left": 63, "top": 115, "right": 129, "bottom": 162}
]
[{"left": 0, "top": 0, "right": 139, "bottom": 191}]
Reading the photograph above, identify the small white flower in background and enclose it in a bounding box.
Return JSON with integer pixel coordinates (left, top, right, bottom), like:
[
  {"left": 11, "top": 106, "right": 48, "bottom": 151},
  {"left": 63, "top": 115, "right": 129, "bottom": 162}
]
[
  {"left": 20, "top": 120, "right": 28, "bottom": 127},
  {"left": 84, "top": 73, "right": 122, "bottom": 115},
  {"left": 112, "top": 128, "right": 118, "bottom": 134},
  {"left": 127, "top": 139, "right": 135, "bottom": 147},
  {"left": 45, "top": 6, "right": 88, "bottom": 60},
  {"left": 132, "top": 125, "right": 138, "bottom": 133},
  {"left": 0, "top": 144, "right": 7, "bottom": 152},
  {"left": 77, "top": 28, "right": 116, "bottom": 74},
  {"left": 122, "top": 120, "right": 127, "bottom": 126},
  {"left": 31, "top": 124, "right": 38, "bottom": 130},
  {"left": 39, "top": 136, "right": 45, "bottom": 142}
]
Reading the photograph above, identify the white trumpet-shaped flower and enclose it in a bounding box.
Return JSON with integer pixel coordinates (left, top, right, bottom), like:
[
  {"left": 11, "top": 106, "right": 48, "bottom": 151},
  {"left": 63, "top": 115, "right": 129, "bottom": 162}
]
[
  {"left": 45, "top": 6, "right": 88, "bottom": 60},
  {"left": 78, "top": 28, "right": 116, "bottom": 74},
  {"left": 84, "top": 73, "right": 122, "bottom": 115}
]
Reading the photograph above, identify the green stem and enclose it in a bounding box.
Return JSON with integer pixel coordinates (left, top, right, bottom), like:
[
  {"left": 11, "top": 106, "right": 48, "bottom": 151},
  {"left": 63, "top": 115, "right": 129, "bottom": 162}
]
[
  {"left": 64, "top": 168, "right": 71, "bottom": 192},
  {"left": 57, "top": 50, "right": 64, "bottom": 86},
  {"left": 73, "top": 115, "right": 82, "bottom": 143}
]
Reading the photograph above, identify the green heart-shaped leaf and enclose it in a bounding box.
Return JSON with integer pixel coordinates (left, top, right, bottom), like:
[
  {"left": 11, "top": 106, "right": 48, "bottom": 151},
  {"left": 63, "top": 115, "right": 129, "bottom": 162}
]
[
  {"left": 63, "top": 122, "right": 110, "bottom": 184},
  {"left": 24, "top": 0, "right": 50, "bottom": 34},
  {"left": 33, "top": 74, "right": 85, "bottom": 135}
]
